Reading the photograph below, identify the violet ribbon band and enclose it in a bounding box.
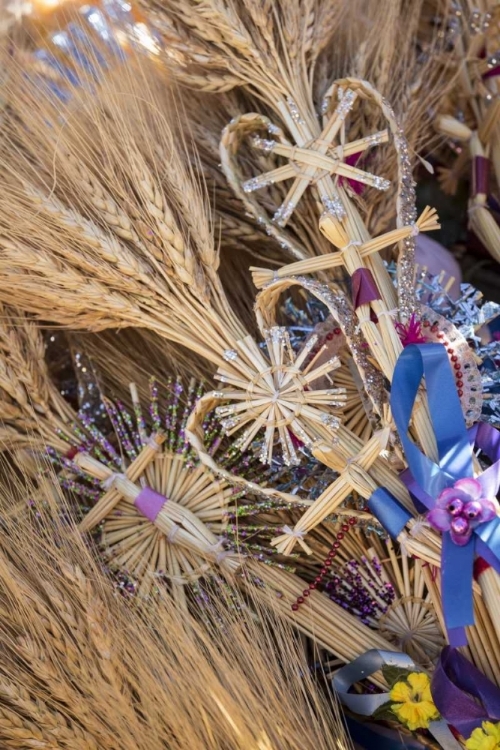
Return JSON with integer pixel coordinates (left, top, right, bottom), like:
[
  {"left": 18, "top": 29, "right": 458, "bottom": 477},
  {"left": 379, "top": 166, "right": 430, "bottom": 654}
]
[
  {"left": 432, "top": 647, "right": 500, "bottom": 738},
  {"left": 351, "top": 268, "right": 381, "bottom": 309},
  {"left": 134, "top": 487, "right": 167, "bottom": 523},
  {"left": 483, "top": 65, "right": 500, "bottom": 80},
  {"left": 472, "top": 156, "right": 490, "bottom": 197},
  {"left": 367, "top": 343, "right": 500, "bottom": 646},
  {"left": 333, "top": 649, "right": 461, "bottom": 750}
]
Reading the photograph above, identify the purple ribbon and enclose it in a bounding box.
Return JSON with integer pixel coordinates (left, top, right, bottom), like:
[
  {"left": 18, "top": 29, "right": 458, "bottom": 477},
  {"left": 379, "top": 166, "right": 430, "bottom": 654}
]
[
  {"left": 483, "top": 65, "right": 500, "bottom": 79},
  {"left": 351, "top": 268, "right": 381, "bottom": 309},
  {"left": 472, "top": 156, "right": 490, "bottom": 197},
  {"left": 432, "top": 647, "right": 500, "bottom": 737},
  {"left": 134, "top": 487, "right": 167, "bottom": 522}
]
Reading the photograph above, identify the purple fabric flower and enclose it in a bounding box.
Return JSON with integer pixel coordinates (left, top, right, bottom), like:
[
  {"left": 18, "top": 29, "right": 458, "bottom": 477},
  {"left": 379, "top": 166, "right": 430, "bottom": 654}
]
[{"left": 427, "top": 478, "right": 497, "bottom": 546}]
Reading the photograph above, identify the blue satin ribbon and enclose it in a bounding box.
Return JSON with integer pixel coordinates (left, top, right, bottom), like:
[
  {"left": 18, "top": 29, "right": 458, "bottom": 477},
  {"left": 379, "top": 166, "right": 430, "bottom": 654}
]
[
  {"left": 368, "top": 488, "right": 412, "bottom": 538},
  {"left": 368, "top": 343, "right": 500, "bottom": 646}
]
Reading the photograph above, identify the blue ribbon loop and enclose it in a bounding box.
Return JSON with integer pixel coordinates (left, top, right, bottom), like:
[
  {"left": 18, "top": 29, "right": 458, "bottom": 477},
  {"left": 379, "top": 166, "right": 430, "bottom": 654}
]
[{"left": 368, "top": 343, "right": 500, "bottom": 646}]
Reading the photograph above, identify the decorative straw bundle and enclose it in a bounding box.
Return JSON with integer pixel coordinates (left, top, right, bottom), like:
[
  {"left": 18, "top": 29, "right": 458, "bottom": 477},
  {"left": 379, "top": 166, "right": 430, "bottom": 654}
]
[
  {"left": 431, "top": 1, "right": 500, "bottom": 262},
  {"left": 3, "top": 18, "right": 500, "bottom": 749},
  {"left": 0, "top": 460, "right": 354, "bottom": 750},
  {"left": 36, "top": 369, "right": 401, "bottom": 669},
  {"left": 0, "top": 15, "right": 449, "bottom": 670}
]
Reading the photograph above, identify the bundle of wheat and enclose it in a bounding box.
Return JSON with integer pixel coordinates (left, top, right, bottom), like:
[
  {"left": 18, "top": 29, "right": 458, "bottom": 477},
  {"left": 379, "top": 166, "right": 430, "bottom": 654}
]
[
  {"left": 0, "top": 461, "right": 353, "bottom": 750},
  {"left": 0, "top": 49, "right": 247, "bottom": 367}
]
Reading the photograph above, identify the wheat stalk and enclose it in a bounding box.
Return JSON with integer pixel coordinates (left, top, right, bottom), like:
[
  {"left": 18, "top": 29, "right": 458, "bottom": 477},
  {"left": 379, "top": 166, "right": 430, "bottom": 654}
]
[
  {"left": 0, "top": 53, "right": 246, "bottom": 369},
  {"left": 0, "top": 460, "right": 354, "bottom": 750},
  {"left": 0, "top": 303, "right": 77, "bottom": 452}
]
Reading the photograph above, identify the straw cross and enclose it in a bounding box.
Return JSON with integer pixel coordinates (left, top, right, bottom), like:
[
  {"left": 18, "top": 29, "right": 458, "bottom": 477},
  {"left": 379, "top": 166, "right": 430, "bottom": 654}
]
[
  {"left": 270, "top": 427, "right": 392, "bottom": 555},
  {"left": 242, "top": 89, "right": 390, "bottom": 227}
]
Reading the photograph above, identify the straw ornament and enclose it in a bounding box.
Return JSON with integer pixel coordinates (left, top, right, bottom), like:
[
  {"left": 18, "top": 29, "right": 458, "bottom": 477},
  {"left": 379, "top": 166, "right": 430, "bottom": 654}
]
[
  {"left": 213, "top": 326, "right": 346, "bottom": 466},
  {"left": 220, "top": 96, "right": 391, "bottom": 262},
  {"left": 50, "top": 378, "right": 303, "bottom": 603},
  {"left": 320, "top": 526, "right": 446, "bottom": 668},
  {"left": 43, "top": 375, "right": 401, "bottom": 668},
  {"left": 222, "top": 77, "right": 433, "bottom": 320}
]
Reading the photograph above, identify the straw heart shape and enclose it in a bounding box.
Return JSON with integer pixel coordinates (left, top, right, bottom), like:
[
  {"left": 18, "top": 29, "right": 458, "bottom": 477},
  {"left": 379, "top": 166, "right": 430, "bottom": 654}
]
[
  {"left": 368, "top": 343, "right": 500, "bottom": 647},
  {"left": 223, "top": 76, "right": 434, "bottom": 323},
  {"left": 238, "top": 91, "right": 390, "bottom": 227},
  {"left": 220, "top": 91, "right": 390, "bottom": 264}
]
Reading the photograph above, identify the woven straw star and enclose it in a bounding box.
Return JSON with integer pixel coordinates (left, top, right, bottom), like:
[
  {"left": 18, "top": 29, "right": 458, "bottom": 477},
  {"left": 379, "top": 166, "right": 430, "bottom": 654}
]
[{"left": 215, "top": 326, "right": 346, "bottom": 466}]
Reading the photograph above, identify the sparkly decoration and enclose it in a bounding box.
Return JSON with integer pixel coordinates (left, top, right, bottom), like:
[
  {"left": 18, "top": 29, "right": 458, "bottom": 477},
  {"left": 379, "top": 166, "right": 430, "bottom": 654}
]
[
  {"left": 214, "top": 326, "right": 346, "bottom": 466},
  {"left": 420, "top": 307, "right": 483, "bottom": 426},
  {"left": 319, "top": 79, "right": 420, "bottom": 319},
  {"left": 326, "top": 553, "right": 395, "bottom": 626},
  {"left": 323, "top": 529, "right": 445, "bottom": 665},
  {"left": 320, "top": 195, "right": 345, "bottom": 221},
  {"left": 409, "top": 266, "right": 496, "bottom": 426},
  {"left": 49, "top": 378, "right": 298, "bottom": 602},
  {"left": 239, "top": 90, "right": 390, "bottom": 228}
]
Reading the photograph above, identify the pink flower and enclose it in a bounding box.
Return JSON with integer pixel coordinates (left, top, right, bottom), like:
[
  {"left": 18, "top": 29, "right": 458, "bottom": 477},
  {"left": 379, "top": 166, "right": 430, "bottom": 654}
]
[
  {"left": 394, "top": 314, "right": 427, "bottom": 347},
  {"left": 427, "top": 478, "right": 497, "bottom": 546}
]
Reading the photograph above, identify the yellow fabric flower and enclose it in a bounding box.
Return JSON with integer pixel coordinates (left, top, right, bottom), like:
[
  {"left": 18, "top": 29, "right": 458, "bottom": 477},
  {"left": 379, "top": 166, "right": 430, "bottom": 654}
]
[
  {"left": 465, "top": 722, "right": 500, "bottom": 750},
  {"left": 389, "top": 672, "right": 439, "bottom": 731}
]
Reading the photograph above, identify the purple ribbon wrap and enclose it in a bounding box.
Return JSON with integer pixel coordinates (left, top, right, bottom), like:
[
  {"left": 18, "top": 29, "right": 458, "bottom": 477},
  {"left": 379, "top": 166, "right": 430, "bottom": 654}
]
[
  {"left": 472, "top": 156, "right": 490, "bottom": 197},
  {"left": 432, "top": 647, "right": 500, "bottom": 737},
  {"left": 351, "top": 268, "right": 381, "bottom": 309},
  {"left": 134, "top": 487, "right": 167, "bottom": 522}
]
